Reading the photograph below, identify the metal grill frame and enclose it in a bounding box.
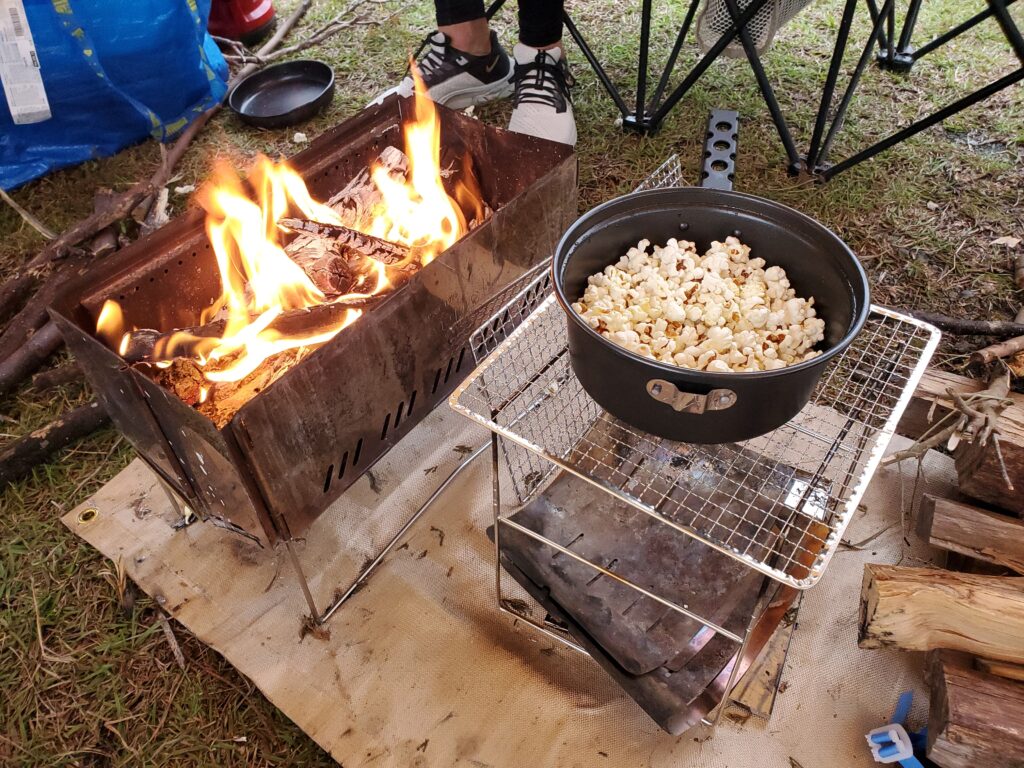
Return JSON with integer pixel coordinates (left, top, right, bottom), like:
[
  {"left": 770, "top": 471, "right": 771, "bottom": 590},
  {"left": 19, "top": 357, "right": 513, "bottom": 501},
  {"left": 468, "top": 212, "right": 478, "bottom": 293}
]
[{"left": 452, "top": 154, "right": 941, "bottom": 592}]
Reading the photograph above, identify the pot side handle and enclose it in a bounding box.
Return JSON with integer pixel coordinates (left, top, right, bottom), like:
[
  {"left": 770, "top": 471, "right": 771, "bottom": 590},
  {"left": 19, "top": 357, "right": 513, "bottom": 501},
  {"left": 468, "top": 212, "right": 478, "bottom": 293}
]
[
  {"left": 699, "top": 110, "right": 738, "bottom": 192},
  {"left": 646, "top": 379, "right": 737, "bottom": 414}
]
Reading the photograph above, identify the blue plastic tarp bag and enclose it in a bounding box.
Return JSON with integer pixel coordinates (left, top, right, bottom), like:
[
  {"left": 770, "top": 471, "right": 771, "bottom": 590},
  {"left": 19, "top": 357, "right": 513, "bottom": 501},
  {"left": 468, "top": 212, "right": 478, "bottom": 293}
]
[{"left": 0, "top": 0, "right": 229, "bottom": 190}]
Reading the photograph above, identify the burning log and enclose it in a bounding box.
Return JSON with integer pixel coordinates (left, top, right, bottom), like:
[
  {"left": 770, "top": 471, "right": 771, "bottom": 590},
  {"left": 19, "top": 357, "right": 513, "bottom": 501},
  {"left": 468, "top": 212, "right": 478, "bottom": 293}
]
[
  {"left": 122, "top": 295, "right": 389, "bottom": 364},
  {"left": 279, "top": 218, "right": 408, "bottom": 265}
]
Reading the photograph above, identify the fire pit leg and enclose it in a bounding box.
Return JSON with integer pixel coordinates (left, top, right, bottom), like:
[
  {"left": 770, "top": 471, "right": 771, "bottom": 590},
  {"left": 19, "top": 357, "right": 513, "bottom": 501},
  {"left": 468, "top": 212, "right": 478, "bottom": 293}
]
[
  {"left": 312, "top": 442, "right": 490, "bottom": 625},
  {"left": 156, "top": 476, "right": 194, "bottom": 526},
  {"left": 285, "top": 539, "right": 321, "bottom": 621}
]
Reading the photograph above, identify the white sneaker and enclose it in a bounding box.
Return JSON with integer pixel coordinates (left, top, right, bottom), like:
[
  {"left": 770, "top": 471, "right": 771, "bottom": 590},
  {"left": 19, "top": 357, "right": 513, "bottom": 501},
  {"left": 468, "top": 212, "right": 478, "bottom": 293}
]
[
  {"left": 370, "top": 31, "right": 515, "bottom": 110},
  {"left": 508, "top": 43, "right": 577, "bottom": 146}
]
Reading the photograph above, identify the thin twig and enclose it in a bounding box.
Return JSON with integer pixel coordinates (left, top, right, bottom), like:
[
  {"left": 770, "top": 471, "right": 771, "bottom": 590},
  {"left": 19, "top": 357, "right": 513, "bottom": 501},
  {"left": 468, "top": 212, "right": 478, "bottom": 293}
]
[
  {"left": 157, "top": 612, "right": 186, "bottom": 670},
  {"left": 0, "top": 188, "right": 55, "bottom": 240}
]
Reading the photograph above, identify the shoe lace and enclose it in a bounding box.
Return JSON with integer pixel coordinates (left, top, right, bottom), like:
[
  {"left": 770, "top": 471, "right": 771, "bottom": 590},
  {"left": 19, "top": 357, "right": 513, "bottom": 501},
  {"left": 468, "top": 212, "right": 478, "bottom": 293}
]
[
  {"left": 513, "top": 52, "right": 574, "bottom": 109},
  {"left": 409, "top": 33, "right": 448, "bottom": 79}
]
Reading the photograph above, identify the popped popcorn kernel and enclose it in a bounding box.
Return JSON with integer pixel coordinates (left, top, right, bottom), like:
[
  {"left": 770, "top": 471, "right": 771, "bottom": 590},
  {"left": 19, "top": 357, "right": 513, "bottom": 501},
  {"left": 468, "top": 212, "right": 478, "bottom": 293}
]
[{"left": 571, "top": 238, "right": 825, "bottom": 372}]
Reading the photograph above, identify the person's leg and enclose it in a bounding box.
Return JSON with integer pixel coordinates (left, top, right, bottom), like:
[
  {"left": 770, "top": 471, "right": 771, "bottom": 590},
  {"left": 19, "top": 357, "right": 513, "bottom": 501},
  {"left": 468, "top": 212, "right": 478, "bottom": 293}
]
[
  {"left": 435, "top": 0, "right": 492, "bottom": 56},
  {"left": 508, "top": 0, "right": 577, "bottom": 145},
  {"left": 369, "top": 0, "right": 515, "bottom": 109},
  {"left": 516, "top": 0, "right": 564, "bottom": 50}
]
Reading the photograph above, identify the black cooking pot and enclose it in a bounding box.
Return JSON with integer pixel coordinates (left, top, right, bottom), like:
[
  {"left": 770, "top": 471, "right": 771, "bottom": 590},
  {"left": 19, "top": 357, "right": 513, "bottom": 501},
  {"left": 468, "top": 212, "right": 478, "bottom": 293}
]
[{"left": 553, "top": 114, "right": 870, "bottom": 444}]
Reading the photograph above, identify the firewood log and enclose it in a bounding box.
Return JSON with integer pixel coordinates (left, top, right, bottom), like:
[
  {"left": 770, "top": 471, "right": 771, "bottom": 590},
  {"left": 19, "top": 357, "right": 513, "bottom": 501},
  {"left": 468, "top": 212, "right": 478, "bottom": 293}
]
[
  {"left": 918, "top": 494, "right": 1024, "bottom": 574},
  {"left": 926, "top": 650, "right": 1024, "bottom": 768},
  {"left": 895, "top": 368, "right": 1024, "bottom": 516},
  {"left": 0, "top": 322, "right": 63, "bottom": 399},
  {"left": 0, "top": 399, "right": 110, "bottom": 487},
  {"left": 859, "top": 564, "right": 1024, "bottom": 664},
  {"left": 122, "top": 295, "right": 388, "bottom": 363}
]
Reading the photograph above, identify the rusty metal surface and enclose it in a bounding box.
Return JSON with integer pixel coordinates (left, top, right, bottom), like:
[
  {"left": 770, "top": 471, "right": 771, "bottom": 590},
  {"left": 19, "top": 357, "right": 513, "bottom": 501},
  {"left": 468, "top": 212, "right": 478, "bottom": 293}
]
[
  {"left": 502, "top": 471, "right": 763, "bottom": 677},
  {"left": 496, "top": 535, "right": 795, "bottom": 735},
  {"left": 51, "top": 95, "right": 577, "bottom": 543}
]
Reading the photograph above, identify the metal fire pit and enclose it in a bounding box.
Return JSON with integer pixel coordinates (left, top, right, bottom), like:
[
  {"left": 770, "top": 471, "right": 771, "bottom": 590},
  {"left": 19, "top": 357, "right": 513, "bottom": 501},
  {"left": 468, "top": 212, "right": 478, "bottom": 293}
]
[{"left": 50, "top": 95, "right": 577, "bottom": 547}]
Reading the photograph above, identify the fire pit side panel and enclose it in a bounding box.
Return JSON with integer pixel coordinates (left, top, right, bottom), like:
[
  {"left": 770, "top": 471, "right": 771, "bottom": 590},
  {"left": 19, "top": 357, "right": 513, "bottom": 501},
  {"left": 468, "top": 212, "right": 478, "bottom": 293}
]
[{"left": 232, "top": 151, "right": 577, "bottom": 536}]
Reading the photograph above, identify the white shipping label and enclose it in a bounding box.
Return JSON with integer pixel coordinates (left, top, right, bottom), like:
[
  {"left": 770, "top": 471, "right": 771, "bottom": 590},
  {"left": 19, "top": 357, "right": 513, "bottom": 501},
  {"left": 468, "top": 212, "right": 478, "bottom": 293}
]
[{"left": 0, "top": 0, "right": 50, "bottom": 124}]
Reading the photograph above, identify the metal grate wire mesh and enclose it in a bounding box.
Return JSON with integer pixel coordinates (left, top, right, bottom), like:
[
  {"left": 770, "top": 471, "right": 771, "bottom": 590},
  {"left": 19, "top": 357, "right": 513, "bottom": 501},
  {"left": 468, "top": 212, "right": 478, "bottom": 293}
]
[
  {"left": 454, "top": 298, "right": 937, "bottom": 589},
  {"left": 695, "top": 0, "right": 814, "bottom": 57},
  {"left": 454, "top": 156, "right": 940, "bottom": 590}
]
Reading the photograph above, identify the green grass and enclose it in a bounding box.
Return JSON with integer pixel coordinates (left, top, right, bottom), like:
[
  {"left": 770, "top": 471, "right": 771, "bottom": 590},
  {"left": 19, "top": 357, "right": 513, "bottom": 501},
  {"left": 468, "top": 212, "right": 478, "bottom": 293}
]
[{"left": 1, "top": 0, "right": 1022, "bottom": 763}]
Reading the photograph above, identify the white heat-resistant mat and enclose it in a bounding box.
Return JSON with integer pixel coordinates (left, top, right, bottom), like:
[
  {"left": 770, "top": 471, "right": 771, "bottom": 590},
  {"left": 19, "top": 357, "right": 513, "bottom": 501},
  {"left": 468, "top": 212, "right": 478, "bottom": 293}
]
[{"left": 65, "top": 406, "right": 948, "bottom": 767}]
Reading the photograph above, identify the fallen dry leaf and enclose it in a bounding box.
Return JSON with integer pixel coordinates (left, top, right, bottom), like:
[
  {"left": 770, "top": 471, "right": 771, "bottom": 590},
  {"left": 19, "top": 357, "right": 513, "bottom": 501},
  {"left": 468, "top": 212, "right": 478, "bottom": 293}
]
[{"left": 991, "top": 236, "right": 1022, "bottom": 248}]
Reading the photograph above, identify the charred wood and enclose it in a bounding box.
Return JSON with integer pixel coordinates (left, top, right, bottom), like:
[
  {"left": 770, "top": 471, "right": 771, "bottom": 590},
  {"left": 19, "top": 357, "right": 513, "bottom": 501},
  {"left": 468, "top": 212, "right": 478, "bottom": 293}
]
[{"left": 279, "top": 217, "right": 408, "bottom": 265}]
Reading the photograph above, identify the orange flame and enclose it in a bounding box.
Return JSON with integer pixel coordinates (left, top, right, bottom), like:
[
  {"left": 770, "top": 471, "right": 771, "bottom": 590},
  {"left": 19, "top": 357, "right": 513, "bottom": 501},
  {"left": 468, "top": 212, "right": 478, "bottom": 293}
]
[{"left": 97, "top": 69, "right": 477, "bottom": 394}]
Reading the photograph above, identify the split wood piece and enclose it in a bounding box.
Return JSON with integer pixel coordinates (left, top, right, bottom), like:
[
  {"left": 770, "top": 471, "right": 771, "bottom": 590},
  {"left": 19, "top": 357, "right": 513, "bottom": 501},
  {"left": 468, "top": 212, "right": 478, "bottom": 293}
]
[
  {"left": 87, "top": 188, "right": 120, "bottom": 257},
  {"left": 31, "top": 363, "right": 84, "bottom": 393},
  {"left": 976, "top": 657, "right": 1024, "bottom": 683},
  {"left": 971, "top": 334, "right": 1024, "bottom": 365},
  {"left": 0, "top": 323, "right": 64, "bottom": 399},
  {"left": 284, "top": 146, "right": 409, "bottom": 294},
  {"left": 905, "top": 310, "right": 1024, "bottom": 337},
  {"left": 279, "top": 218, "right": 407, "bottom": 265},
  {"left": 954, "top": 372, "right": 1023, "bottom": 516},
  {"left": 859, "top": 564, "right": 1024, "bottom": 664},
  {"left": 123, "top": 294, "right": 388, "bottom": 363},
  {"left": 897, "top": 368, "right": 1024, "bottom": 441},
  {"left": 894, "top": 369, "right": 1024, "bottom": 514},
  {"left": 0, "top": 399, "right": 110, "bottom": 488},
  {"left": 918, "top": 494, "right": 1024, "bottom": 574},
  {"left": 926, "top": 650, "right": 1024, "bottom": 768}
]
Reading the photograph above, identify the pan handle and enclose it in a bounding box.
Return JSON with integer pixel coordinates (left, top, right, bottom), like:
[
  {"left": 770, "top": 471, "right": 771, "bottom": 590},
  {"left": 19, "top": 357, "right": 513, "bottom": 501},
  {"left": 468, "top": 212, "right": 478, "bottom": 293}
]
[
  {"left": 699, "top": 110, "right": 738, "bottom": 192},
  {"left": 646, "top": 379, "right": 737, "bottom": 414}
]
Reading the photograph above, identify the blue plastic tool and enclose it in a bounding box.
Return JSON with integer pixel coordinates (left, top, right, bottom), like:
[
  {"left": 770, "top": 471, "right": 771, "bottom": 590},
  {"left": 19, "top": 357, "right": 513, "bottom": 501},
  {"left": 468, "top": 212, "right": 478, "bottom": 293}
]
[{"left": 865, "top": 691, "right": 927, "bottom": 767}]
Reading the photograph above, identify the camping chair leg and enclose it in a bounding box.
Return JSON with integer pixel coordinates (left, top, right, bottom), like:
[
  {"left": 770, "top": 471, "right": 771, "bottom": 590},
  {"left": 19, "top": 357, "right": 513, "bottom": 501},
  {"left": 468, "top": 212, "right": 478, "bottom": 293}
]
[
  {"left": 812, "top": 0, "right": 893, "bottom": 170},
  {"left": 721, "top": 0, "right": 802, "bottom": 173},
  {"left": 648, "top": 0, "right": 772, "bottom": 129},
  {"left": 990, "top": 0, "right": 1024, "bottom": 63},
  {"left": 562, "top": 11, "right": 632, "bottom": 118},
  {"left": 648, "top": 0, "right": 702, "bottom": 113},
  {"left": 634, "top": 0, "right": 654, "bottom": 125},
  {"left": 821, "top": 66, "right": 1024, "bottom": 179},
  {"left": 807, "top": 0, "right": 858, "bottom": 168}
]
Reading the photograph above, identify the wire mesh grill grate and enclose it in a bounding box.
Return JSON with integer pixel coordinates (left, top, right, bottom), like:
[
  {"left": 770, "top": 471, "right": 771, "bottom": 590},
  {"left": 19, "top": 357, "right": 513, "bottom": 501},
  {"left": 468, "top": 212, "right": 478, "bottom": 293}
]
[{"left": 453, "top": 298, "right": 937, "bottom": 588}]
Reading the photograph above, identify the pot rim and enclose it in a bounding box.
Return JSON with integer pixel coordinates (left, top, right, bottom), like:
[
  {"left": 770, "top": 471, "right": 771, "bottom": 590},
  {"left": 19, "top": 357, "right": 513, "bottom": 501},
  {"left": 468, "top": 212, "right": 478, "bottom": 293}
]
[{"left": 552, "top": 187, "right": 872, "bottom": 383}]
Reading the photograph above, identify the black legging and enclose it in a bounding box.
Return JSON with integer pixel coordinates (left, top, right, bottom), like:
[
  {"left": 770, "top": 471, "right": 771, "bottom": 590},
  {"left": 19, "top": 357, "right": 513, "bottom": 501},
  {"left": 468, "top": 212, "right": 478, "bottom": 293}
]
[{"left": 435, "top": 0, "right": 563, "bottom": 48}]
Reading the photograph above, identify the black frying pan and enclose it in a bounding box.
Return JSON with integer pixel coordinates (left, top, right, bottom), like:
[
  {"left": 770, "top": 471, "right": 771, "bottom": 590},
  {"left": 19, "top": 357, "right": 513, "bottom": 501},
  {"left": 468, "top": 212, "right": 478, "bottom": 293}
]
[
  {"left": 553, "top": 112, "right": 870, "bottom": 443},
  {"left": 228, "top": 59, "right": 335, "bottom": 129}
]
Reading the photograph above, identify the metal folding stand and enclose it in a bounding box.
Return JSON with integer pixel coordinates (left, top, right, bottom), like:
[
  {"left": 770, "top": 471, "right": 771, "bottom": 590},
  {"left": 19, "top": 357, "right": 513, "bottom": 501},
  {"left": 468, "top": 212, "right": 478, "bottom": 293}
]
[
  {"left": 485, "top": 0, "right": 804, "bottom": 173},
  {"left": 808, "top": 0, "right": 1024, "bottom": 179},
  {"left": 449, "top": 155, "right": 941, "bottom": 734}
]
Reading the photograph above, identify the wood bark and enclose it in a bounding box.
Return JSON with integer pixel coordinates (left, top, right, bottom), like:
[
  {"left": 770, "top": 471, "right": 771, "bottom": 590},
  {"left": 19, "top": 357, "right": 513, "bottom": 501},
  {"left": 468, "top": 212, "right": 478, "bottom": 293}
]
[
  {"left": 0, "top": 399, "right": 110, "bottom": 487},
  {"left": 0, "top": 271, "right": 41, "bottom": 331},
  {"left": 918, "top": 494, "right": 1024, "bottom": 574},
  {"left": 926, "top": 650, "right": 1024, "bottom": 768},
  {"left": 279, "top": 217, "right": 408, "bottom": 264},
  {"left": 970, "top": 334, "right": 1024, "bottom": 365},
  {"left": 859, "top": 564, "right": 1024, "bottom": 663},
  {"left": 31, "top": 363, "right": 84, "bottom": 393},
  {"left": 905, "top": 310, "right": 1024, "bottom": 337},
  {"left": 0, "top": 322, "right": 63, "bottom": 399}
]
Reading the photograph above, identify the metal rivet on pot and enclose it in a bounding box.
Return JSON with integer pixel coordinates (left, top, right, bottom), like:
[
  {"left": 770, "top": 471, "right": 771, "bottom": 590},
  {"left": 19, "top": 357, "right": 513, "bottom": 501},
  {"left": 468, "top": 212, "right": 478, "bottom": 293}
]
[
  {"left": 650, "top": 382, "right": 663, "bottom": 395},
  {"left": 732, "top": 229, "right": 742, "bottom": 238},
  {"left": 679, "top": 223, "right": 689, "bottom": 231}
]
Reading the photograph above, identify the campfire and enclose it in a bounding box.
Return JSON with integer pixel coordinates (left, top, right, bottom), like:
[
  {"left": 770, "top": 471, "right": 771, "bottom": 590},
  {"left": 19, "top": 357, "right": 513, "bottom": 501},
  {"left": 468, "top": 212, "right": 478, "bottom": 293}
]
[{"left": 94, "top": 69, "right": 487, "bottom": 427}]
